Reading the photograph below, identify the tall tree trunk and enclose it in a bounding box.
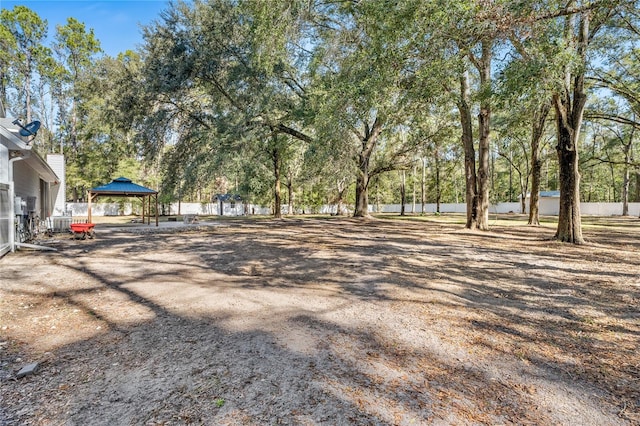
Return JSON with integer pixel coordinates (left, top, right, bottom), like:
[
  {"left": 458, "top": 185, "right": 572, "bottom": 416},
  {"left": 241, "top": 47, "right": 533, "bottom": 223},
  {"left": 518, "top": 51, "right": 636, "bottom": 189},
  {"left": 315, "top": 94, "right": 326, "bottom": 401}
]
[
  {"left": 354, "top": 117, "right": 382, "bottom": 218},
  {"left": 435, "top": 143, "right": 441, "bottom": 213},
  {"left": 458, "top": 71, "right": 478, "bottom": 228},
  {"left": 70, "top": 94, "right": 80, "bottom": 202},
  {"left": 553, "top": 12, "right": 589, "bottom": 244},
  {"left": 475, "top": 40, "right": 492, "bottom": 231},
  {"left": 554, "top": 116, "right": 583, "bottom": 243},
  {"left": 71, "top": 97, "right": 78, "bottom": 154},
  {"left": 607, "top": 152, "right": 616, "bottom": 202},
  {"left": 412, "top": 163, "right": 416, "bottom": 214},
  {"left": 0, "top": 71, "right": 7, "bottom": 113},
  {"left": 509, "top": 149, "right": 514, "bottom": 202},
  {"left": 622, "top": 125, "right": 634, "bottom": 216},
  {"left": 272, "top": 142, "right": 282, "bottom": 219},
  {"left": 335, "top": 178, "right": 346, "bottom": 215},
  {"left": 622, "top": 162, "right": 629, "bottom": 215},
  {"left": 519, "top": 172, "right": 528, "bottom": 214},
  {"left": 635, "top": 167, "right": 640, "bottom": 207},
  {"left": 634, "top": 139, "right": 640, "bottom": 206},
  {"left": 400, "top": 169, "right": 406, "bottom": 216},
  {"left": 528, "top": 102, "right": 551, "bottom": 226},
  {"left": 25, "top": 53, "right": 32, "bottom": 123},
  {"left": 354, "top": 162, "right": 369, "bottom": 217},
  {"left": 421, "top": 157, "right": 426, "bottom": 214},
  {"left": 287, "top": 175, "right": 294, "bottom": 215}
]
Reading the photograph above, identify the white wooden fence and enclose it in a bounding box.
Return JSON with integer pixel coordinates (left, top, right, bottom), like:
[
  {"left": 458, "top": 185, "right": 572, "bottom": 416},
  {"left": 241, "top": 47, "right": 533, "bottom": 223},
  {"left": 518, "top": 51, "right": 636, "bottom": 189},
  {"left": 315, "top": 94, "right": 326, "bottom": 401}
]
[{"left": 65, "top": 201, "right": 640, "bottom": 217}]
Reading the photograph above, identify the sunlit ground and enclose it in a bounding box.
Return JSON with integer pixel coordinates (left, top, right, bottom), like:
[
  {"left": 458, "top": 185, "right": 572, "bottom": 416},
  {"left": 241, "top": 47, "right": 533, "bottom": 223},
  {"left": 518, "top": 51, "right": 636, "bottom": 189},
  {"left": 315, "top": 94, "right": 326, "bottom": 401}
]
[{"left": 1, "top": 215, "right": 638, "bottom": 424}]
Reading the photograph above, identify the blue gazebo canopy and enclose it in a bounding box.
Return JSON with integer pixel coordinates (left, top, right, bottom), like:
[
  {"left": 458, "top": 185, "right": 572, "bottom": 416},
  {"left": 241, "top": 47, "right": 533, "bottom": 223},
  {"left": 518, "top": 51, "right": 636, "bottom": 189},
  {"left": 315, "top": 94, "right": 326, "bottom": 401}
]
[
  {"left": 90, "top": 177, "right": 157, "bottom": 196},
  {"left": 88, "top": 177, "right": 158, "bottom": 226}
]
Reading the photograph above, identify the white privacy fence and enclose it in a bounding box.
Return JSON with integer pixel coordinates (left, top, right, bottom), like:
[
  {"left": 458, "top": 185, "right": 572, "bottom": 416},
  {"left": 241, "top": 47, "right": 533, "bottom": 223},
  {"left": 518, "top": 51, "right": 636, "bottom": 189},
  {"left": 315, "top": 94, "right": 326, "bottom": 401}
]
[
  {"left": 370, "top": 203, "right": 521, "bottom": 214},
  {"left": 370, "top": 201, "right": 640, "bottom": 216},
  {"left": 574, "top": 203, "right": 640, "bottom": 216},
  {"left": 66, "top": 202, "right": 270, "bottom": 217},
  {"left": 65, "top": 201, "right": 640, "bottom": 217}
]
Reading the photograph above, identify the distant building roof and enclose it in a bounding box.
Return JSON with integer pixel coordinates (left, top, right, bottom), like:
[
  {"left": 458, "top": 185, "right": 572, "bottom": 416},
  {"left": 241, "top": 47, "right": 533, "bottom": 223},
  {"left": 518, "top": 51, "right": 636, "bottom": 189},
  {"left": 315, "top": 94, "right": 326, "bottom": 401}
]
[
  {"left": 522, "top": 190, "right": 561, "bottom": 200},
  {"left": 212, "top": 193, "right": 242, "bottom": 202},
  {"left": 90, "top": 177, "right": 157, "bottom": 195}
]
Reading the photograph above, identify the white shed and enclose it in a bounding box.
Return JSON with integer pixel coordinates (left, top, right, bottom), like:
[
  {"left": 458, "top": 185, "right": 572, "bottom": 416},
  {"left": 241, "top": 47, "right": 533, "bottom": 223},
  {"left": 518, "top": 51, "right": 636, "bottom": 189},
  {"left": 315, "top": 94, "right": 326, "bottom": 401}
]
[{"left": 523, "top": 190, "right": 560, "bottom": 216}]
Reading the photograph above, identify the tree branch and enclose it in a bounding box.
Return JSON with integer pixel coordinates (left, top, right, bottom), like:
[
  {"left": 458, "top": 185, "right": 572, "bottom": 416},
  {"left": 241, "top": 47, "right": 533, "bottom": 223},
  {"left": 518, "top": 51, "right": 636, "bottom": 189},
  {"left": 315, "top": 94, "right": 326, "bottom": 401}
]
[
  {"left": 532, "top": 1, "right": 611, "bottom": 22},
  {"left": 275, "top": 123, "right": 313, "bottom": 143},
  {"left": 585, "top": 112, "right": 640, "bottom": 129}
]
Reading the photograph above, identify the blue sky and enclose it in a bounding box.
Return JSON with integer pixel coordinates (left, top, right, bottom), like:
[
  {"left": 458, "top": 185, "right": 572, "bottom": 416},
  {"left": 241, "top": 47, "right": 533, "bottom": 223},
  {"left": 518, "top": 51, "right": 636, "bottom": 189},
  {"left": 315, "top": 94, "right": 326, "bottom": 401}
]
[{"left": 2, "top": 0, "right": 170, "bottom": 57}]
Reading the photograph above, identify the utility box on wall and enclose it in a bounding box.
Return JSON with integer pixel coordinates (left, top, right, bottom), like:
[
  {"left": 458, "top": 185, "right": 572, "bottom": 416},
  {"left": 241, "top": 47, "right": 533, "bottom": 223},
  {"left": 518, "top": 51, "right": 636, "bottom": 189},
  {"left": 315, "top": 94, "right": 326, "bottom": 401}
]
[
  {"left": 26, "top": 196, "right": 36, "bottom": 212},
  {"left": 14, "top": 196, "right": 25, "bottom": 215}
]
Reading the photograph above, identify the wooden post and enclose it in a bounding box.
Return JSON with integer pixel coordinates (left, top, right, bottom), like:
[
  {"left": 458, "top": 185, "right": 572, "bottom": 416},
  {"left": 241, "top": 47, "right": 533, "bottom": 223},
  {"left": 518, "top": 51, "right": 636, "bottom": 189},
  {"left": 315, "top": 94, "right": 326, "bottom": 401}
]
[
  {"left": 155, "top": 194, "right": 159, "bottom": 226},
  {"left": 87, "top": 191, "right": 92, "bottom": 223}
]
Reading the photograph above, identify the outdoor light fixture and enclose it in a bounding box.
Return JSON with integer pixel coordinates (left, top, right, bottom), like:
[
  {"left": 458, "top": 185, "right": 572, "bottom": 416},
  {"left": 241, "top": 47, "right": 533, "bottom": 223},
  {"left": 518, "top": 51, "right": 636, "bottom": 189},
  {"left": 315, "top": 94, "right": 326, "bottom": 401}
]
[{"left": 12, "top": 119, "right": 41, "bottom": 141}]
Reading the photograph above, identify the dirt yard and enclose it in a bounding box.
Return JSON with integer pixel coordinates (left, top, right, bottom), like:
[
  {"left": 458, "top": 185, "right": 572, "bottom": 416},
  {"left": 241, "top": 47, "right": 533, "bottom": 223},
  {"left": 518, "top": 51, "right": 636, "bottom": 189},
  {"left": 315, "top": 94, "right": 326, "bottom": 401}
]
[{"left": 1, "top": 216, "right": 639, "bottom": 425}]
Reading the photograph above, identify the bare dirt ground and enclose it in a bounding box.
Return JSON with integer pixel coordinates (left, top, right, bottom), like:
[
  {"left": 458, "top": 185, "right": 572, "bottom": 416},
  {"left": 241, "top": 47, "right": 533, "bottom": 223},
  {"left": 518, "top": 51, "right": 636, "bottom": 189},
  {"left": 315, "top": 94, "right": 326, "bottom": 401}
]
[{"left": 1, "top": 215, "right": 639, "bottom": 425}]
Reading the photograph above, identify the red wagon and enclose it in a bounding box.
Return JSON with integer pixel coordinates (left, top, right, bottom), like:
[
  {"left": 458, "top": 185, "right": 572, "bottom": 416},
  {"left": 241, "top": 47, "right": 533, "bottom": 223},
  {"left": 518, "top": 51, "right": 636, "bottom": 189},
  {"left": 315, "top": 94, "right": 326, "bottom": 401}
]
[{"left": 70, "top": 223, "right": 95, "bottom": 240}]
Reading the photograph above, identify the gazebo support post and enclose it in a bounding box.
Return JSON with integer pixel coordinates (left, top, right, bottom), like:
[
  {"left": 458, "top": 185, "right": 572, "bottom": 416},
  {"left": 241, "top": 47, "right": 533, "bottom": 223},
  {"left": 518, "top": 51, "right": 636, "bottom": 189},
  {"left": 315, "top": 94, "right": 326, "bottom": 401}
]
[
  {"left": 87, "top": 190, "right": 93, "bottom": 223},
  {"left": 155, "top": 194, "right": 159, "bottom": 226},
  {"left": 142, "top": 196, "right": 146, "bottom": 225}
]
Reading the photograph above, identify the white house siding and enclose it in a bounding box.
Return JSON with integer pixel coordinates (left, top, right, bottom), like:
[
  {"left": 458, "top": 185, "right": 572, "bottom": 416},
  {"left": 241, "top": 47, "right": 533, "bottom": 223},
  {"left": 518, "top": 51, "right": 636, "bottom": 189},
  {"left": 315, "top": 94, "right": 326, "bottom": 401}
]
[
  {"left": 0, "top": 143, "right": 9, "bottom": 255},
  {"left": 0, "top": 143, "right": 8, "bottom": 183},
  {"left": 1, "top": 116, "right": 59, "bottom": 255},
  {"left": 46, "top": 154, "right": 66, "bottom": 215},
  {"left": 13, "top": 160, "right": 43, "bottom": 216},
  {"left": 0, "top": 183, "right": 10, "bottom": 256}
]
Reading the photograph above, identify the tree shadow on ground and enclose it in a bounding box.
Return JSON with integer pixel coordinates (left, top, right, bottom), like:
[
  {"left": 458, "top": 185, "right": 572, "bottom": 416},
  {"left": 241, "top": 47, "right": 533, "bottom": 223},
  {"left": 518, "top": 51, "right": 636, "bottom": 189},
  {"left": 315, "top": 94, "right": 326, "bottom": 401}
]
[{"left": 1, "top": 217, "right": 638, "bottom": 424}]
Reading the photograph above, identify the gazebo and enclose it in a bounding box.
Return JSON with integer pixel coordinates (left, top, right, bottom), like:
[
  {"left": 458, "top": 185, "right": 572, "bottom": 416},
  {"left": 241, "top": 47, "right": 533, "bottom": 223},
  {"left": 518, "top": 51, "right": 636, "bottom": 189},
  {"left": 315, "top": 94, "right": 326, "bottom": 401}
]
[{"left": 88, "top": 177, "right": 158, "bottom": 226}]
